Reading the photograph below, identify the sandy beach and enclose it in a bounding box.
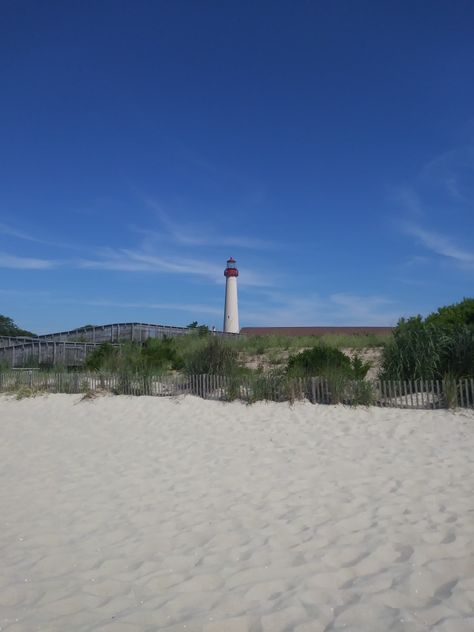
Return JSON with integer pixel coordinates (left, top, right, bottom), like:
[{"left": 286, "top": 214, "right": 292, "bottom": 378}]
[{"left": 1, "top": 394, "right": 473, "bottom": 632}]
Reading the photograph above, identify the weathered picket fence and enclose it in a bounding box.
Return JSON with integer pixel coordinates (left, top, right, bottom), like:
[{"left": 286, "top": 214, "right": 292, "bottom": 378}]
[{"left": 0, "top": 371, "right": 473, "bottom": 409}]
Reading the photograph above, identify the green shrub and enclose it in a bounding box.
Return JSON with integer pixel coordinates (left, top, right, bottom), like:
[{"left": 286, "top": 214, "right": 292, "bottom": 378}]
[
  {"left": 443, "top": 325, "right": 474, "bottom": 378},
  {"left": 380, "top": 311, "right": 474, "bottom": 381},
  {"left": 351, "top": 354, "right": 372, "bottom": 379},
  {"left": 323, "top": 370, "right": 349, "bottom": 404},
  {"left": 288, "top": 345, "right": 350, "bottom": 377},
  {"left": 85, "top": 343, "right": 121, "bottom": 371},
  {"left": 223, "top": 375, "right": 241, "bottom": 401},
  {"left": 347, "top": 379, "right": 375, "bottom": 406},
  {"left": 184, "top": 337, "right": 239, "bottom": 375},
  {"left": 140, "top": 338, "right": 183, "bottom": 371},
  {"left": 85, "top": 338, "right": 183, "bottom": 374},
  {"left": 287, "top": 344, "right": 370, "bottom": 379},
  {"left": 380, "top": 317, "right": 438, "bottom": 380},
  {"left": 425, "top": 297, "right": 474, "bottom": 331}
]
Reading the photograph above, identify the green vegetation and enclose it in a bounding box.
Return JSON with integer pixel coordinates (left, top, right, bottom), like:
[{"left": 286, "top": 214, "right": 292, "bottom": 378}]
[
  {"left": 284, "top": 344, "right": 372, "bottom": 406},
  {"left": 5, "top": 299, "right": 472, "bottom": 406},
  {"left": 380, "top": 298, "right": 474, "bottom": 381},
  {"left": 183, "top": 337, "right": 239, "bottom": 375},
  {"left": 0, "top": 315, "right": 35, "bottom": 337},
  {"left": 287, "top": 345, "right": 370, "bottom": 379},
  {"left": 187, "top": 321, "right": 210, "bottom": 336},
  {"left": 76, "top": 329, "right": 388, "bottom": 378},
  {"left": 224, "top": 332, "right": 390, "bottom": 354},
  {"left": 13, "top": 385, "right": 46, "bottom": 400},
  {"left": 77, "top": 330, "right": 379, "bottom": 404},
  {"left": 85, "top": 338, "right": 183, "bottom": 373},
  {"left": 84, "top": 343, "right": 118, "bottom": 371},
  {"left": 425, "top": 297, "right": 474, "bottom": 330}
]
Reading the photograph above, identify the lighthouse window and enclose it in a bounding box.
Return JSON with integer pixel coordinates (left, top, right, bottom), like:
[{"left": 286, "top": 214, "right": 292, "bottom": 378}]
[{"left": 228, "top": 261, "right": 236, "bottom": 268}]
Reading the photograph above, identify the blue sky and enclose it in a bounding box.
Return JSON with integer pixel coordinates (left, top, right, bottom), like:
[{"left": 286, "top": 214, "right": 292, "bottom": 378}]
[{"left": 1, "top": 1, "right": 473, "bottom": 334}]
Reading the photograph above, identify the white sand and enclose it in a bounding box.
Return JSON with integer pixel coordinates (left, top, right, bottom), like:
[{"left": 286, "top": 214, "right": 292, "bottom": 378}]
[{"left": 1, "top": 395, "right": 474, "bottom": 632}]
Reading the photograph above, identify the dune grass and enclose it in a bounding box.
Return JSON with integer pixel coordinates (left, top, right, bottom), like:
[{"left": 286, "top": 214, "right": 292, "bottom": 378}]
[{"left": 217, "top": 332, "right": 391, "bottom": 355}]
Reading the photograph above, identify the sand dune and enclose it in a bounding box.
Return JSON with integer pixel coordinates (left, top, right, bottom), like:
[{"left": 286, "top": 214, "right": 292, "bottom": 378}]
[{"left": 1, "top": 394, "right": 473, "bottom": 631}]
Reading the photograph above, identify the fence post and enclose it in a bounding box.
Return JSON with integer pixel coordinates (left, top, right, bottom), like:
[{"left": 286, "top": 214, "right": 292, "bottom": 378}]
[{"left": 387, "top": 380, "right": 392, "bottom": 407}]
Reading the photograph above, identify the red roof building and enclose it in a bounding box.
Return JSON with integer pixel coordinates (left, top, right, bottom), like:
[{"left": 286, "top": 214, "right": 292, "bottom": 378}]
[{"left": 240, "top": 326, "right": 393, "bottom": 337}]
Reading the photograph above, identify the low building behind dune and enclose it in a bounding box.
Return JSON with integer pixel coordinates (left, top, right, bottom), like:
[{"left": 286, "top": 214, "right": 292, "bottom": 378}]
[{"left": 240, "top": 326, "right": 394, "bottom": 337}]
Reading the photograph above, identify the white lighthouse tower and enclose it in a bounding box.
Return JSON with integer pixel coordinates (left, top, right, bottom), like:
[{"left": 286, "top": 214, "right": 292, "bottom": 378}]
[{"left": 223, "top": 257, "right": 240, "bottom": 333}]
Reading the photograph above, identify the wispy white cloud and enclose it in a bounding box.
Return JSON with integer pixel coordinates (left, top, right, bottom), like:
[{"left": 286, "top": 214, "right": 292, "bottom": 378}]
[
  {"left": 0, "top": 223, "right": 41, "bottom": 242},
  {"left": 329, "top": 293, "right": 397, "bottom": 323},
  {"left": 141, "top": 199, "right": 276, "bottom": 250},
  {"left": 0, "top": 221, "right": 87, "bottom": 252},
  {"left": 78, "top": 248, "right": 273, "bottom": 286},
  {"left": 403, "top": 223, "right": 474, "bottom": 266},
  {"left": 242, "top": 291, "right": 398, "bottom": 326},
  {"left": 392, "top": 187, "right": 424, "bottom": 217},
  {"left": 393, "top": 146, "right": 474, "bottom": 213},
  {"left": 392, "top": 255, "right": 433, "bottom": 285},
  {"left": 0, "top": 237, "right": 274, "bottom": 286},
  {"left": 0, "top": 288, "right": 52, "bottom": 296},
  {"left": 47, "top": 296, "right": 222, "bottom": 317},
  {"left": 0, "top": 252, "right": 58, "bottom": 270},
  {"left": 151, "top": 226, "right": 273, "bottom": 250},
  {"left": 78, "top": 249, "right": 222, "bottom": 280},
  {"left": 420, "top": 146, "right": 474, "bottom": 203},
  {"left": 399, "top": 255, "right": 431, "bottom": 268},
  {"left": 393, "top": 146, "right": 474, "bottom": 274}
]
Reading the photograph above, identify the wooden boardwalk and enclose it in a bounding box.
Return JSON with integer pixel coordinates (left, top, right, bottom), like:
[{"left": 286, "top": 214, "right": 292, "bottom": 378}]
[
  {"left": 0, "top": 322, "right": 238, "bottom": 367},
  {"left": 0, "top": 340, "right": 120, "bottom": 368},
  {"left": 36, "top": 322, "right": 194, "bottom": 343}
]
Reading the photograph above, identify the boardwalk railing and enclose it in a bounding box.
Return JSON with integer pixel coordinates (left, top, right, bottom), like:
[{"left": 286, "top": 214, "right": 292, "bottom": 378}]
[
  {"left": 0, "top": 325, "right": 240, "bottom": 367},
  {"left": 0, "top": 341, "right": 122, "bottom": 368},
  {"left": 0, "top": 371, "right": 473, "bottom": 409},
  {"left": 0, "top": 322, "right": 239, "bottom": 350}
]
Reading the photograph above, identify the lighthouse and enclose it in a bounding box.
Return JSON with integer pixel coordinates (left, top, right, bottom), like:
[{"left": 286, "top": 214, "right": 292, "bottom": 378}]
[{"left": 223, "top": 257, "right": 240, "bottom": 333}]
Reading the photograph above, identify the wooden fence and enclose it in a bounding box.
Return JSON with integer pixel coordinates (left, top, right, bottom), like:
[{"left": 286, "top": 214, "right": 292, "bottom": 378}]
[{"left": 0, "top": 371, "right": 473, "bottom": 409}]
